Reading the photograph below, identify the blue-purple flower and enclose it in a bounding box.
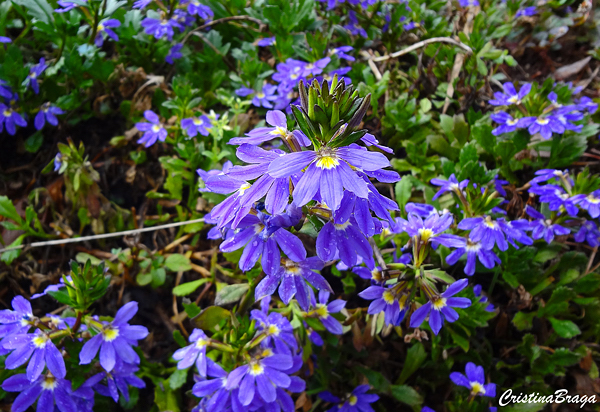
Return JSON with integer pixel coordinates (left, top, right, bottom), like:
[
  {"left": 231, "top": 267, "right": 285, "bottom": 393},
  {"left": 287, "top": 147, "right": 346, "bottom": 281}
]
[
  {"left": 431, "top": 174, "right": 469, "bottom": 200},
  {"left": 141, "top": 17, "right": 176, "bottom": 40},
  {"left": 305, "top": 290, "right": 346, "bottom": 334},
  {"left": 473, "top": 285, "right": 495, "bottom": 312},
  {"left": 91, "top": 360, "right": 145, "bottom": 403},
  {"left": 23, "top": 58, "right": 47, "bottom": 94},
  {"left": 490, "top": 111, "right": 530, "bottom": 135},
  {"left": 255, "top": 257, "right": 332, "bottom": 311},
  {"left": 186, "top": 0, "right": 213, "bottom": 19},
  {"left": 136, "top": 110, "right": 168, "bottom": 147},
  {"left": 34, "top": 103, "right": 64, "bottom": 130},
  {"left": 79, "top": 301, "right": 149, "bottom": 372},
  {"left": 55, "top": 0, "right": 86, "bottom": 12},
  {"left": 526, "top": 115, "right": 564, "bottom": 139},
  {"left": 579, "top": 190, "right": 600, "bottom": 218},
  {"left": 95, "top": 19, "right": 120, "bottom": 47},
  {"left": 516, "top": 6, "right": 537, "bottom": 17},
  {"left": 2, "top": 373, "right": 77, "bottom": 412},
  {"left": 319, "top": 385, "right": 379, "bottom": 412},
  {"left": 173, "top": 328, "right": 210, "bottom": 376},
  {"left": 3, "top": 329, "right": 66, "bottom": 381},
  {"left": 226, "top": 354, "right": 294, "bottom": 406},
  {"left": 0, "top": 103, "right": 27, "bottom": 135},
  {"left": 251, "top": 306, "right": 298, "bottom": 355},
  {"left": 526, "top": 206, "right": 570, "bottom": 243},
  {"left": 257, "top": 37, "right": 275, "bottom": 47},
  {"left": 489, "top": 82, "right": 531, "bottom": 106},
  {"left": 181, "top": 114, "right": 212, "bottom": 137},
  {"left": 267, "top": 145, "right": 391, "bottom": 211},
  {"left": 166, "top": 43, "right": 183, "bottom": 64},
  {"left": 330, "top": 46, "right": 355, "bottom": 61},
  {"left": 344, "top": 11, "right": 367, "bottom": 38},
  {"left": 450, "top": 362, "right": 496, "bottom": 398},
  {"left": 410, "top": 279, "right": 471, "bottom": 335},
  {"left": 359, "top": 284, "right": 408, "bottom": 326},
  {"left": 446, "top": 238, "right": 501, "bottom": 276},
  {"left": 0, "top": 296, "right": 34, "bottom": 352},
  {"left": 574, "top": 220, "right": 600, "bottom": 247}
]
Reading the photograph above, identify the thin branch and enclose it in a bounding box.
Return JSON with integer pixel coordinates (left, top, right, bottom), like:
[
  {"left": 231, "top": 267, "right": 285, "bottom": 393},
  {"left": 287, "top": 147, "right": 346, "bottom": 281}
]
[
  {"left": 0, "top": 218, "right": 206, "bottom": 253},
  {"left": 370, "top": 37, "right": 472, "bottom": 63}
]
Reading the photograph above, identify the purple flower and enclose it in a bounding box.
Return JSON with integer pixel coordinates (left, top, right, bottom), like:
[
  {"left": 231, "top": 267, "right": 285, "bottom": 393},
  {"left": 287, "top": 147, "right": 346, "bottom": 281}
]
[
  {"left": 173, "top": 328, "right": 210, "bottom": 376},
  {"left": 181, "top": 114, "right": 211, "bottom": 137},
  {"left": 458, "top": 216, "right": 513, "bottom": 251},
  {"left": 446, "top": 238, "right": 501, "bottom": 276},
  {"left": 166, "top": 43, "right": 183, "bottom": 64},
  {"left": 255, "top": 257, "right": 332, "bottom": 311},
  {"left": 529, "top": 184, "right": 584, "bottom": 216},
  {"left": 526, "top": 115, "right": 564, "bottom": 139},
  {"left": 54, "top": 0, "right": 87, "bottom": 12},
  {"left": 422, "top": 408, "right": 436, "bottom": 412},
  {"left": 531, "top": 169, "right": 570, "bottom": 185},
  {"left": 575, "top": 96, "right": 597, "bottom": 114},
  {"left": 361, "top": 133, "right": 393, "bottom": 153},
  {"left": 136, "top": 110, "right": 168, "bottom": 147},
  {"left": 251, "top": 307, "right": 298, "bottom": 355},
  {"left": 267, "top": 145, "right": 391, "bottom": 211},
  {"left": 219, "top": 207, "right": 306, "bottom": 275},
  {"left": 95, "top": 19, "right": 120, "bottom": 47},
  {"left": 186, "top": 0, "right": 213, "bottom": 19},
  {"left": 192, "top": 361, "right": 236, "bottom": 411},
  {"left": 0, "top": 36, "right": 11, "bottom": 43},
  {"left": 553, "top": 107, "right": 583, "bottom": 132},
  {"left": 409, "top": 279, "right": 471, "bottom": 335},
  {"left": 344, "top": 11, "right": 367, "bottom": 38},
  {"left": 319, "top": 385, "right": 379, "bottom": 412},
  {"left": 257, "top": 37, "right": 275, "bottom": 46},
  {"left": 252, "top": 84, "right": 279, "bottom": 109},
  {"left": 24, "top": 58, "right": 47, "bottom": 94},
  {"left": 227, "top": 354, "right": 294, "bottom": 406},
  {"left": 401, "top": 212, "right": 465, "bottom": 248},
  {"left": 229, "top": 110, "right": 308, "bottom": 147},
  {"left": 526, "top": 206, "right": 570, "bottom": 243},
  {"left": 0, "top": 296, "right": 34, "bottom": 352},
  {"left": 330, "top": 46, "right": 355, "bottom": 61},
  {"left": 141, "top": 17, "right": 176, "bottom": 40},
  {"left": 305, "top": 290, "right": 346, "bottom": 334},
  {"left": 133, "top": 0, "right": 152, "bottom": 8},
  {"left": 34, "top": 103, "right": 64, "bottom": 130},
  {"left": 316, "top": 217, "right": 376, "bottom": 268},
  {"left": 53, "top": 153, "right": 63, "bottom": 172},
  {"left": 574, "top": 220, "right": 600, "bottom": 247},
  {"left": 301, "top": 57, "right": 331, "bottom": 78},
  {"left": 2, "top": 373, "right": 77, "bottom": 412},
  {"left": 0, "top": 103, "right": 27, "bottom": 135},
  {"left": 579, "top": 190, "right": 600, "bottom": 218},
  {"left": 431, "top": 174, "right": 469, "bottom": 200},
  {"left": 3, "top": 329, "right": 66, "bottom": 381},
  {"left": 0, "top": 79, "right": 12, "bottom": 100},
  {"left": 473, "top": 284, "right": 495, "bottom": 312},
  {"left": 516, "top": 6, "right": 537, "bottom": 16},
  {"left": 171, "top": 9, "right": 194, "bottom": 29},
  {"left": 490, "top": 111, "right": 529, "bottom": 135},
  {"left": 79, "top": 301, "right": 149, "bottom": 372},
  {"left": 272, "top": 59, "right": 307, "bottom": 88},
  {"left": 91, "top": 360, "right": 145, "bottom": 403},
  {"left": 450, "top": 362, "right": 496, "bottom": 398},
  {"left": 459, "top": 0, "right": 479, "bottom": 6},
  {"left": 489, "top": 82, "right": 531, "bottom": 106},
  {"left": 359, "top": 284, "right": 408, "bottom": 326}
]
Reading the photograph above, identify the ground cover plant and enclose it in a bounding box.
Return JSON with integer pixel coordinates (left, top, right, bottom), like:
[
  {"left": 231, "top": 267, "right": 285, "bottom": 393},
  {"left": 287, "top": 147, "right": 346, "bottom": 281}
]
[{"left": 0, "top": 0, "right": 600, "bottom": 411}]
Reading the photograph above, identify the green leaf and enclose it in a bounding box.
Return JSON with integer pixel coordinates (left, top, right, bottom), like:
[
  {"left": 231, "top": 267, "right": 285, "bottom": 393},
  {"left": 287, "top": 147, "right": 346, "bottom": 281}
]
[
  {"left": 396, "top": 342, "right": 426, "bottom": 385},
  {"left": 172, "top": 330, "right": 187, "bottom": 347},
  {"left": 168, "top": 368, "right": 188, "bottom": 390},
  {"left": 0, "top": 196, "right": 22, "bottom": 223},
  {"left": 394, "top": 177, "right": 413, "bottom": 211},
  {"left": 548, "top": 318, "right": 581, "bottom": 338},
  {"left": 193, "top": 306, "right": 230, "bottom": 332},
  {"left": 512, "top": 311, "right": 535, "bottom": 331},
  {"left": 165, "top": 254, "right": 192, "bottom": 272},
  {"left": 182, "top": 301, "right": 201, "bottom": 319},
  {"left": 214, "top": 283, "right": 249, "bottom": 306},
  {"left": 154, "top": 380, "right": 180, "bottom": 412},
  {"left": 389, "top": 385, "right": 423, "bottom": 408},
  {"left": 13, "top": 0, "right": 54, "bottom": 25},
  {"left": 173, "top": 278, "right": 210, "bottom": 297}
]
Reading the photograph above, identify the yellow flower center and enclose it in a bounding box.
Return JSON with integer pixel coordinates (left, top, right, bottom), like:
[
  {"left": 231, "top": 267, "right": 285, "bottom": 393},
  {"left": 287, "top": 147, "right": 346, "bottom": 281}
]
[
  {"left": 508, "top": 96, "right": 518, "bottom": 104},
  {"left": 238, "top": 182, "right": 251, "bottom": 196},
  {"left": 334, "top": 221, "right": 351, "bottom": 230},
  {"left": 267, "top": 324, "right": 280, "bottom": 336},
  {"left": 382, "top": 290, "right": 395, "bottom": 305},
  {"left": 418, "top": 228, "right": 434, "bottom": 242},
  {"left": 537, "top": 118, "right": 549, "bottom": 125},
  {"left": 587, "top": 194, "right": 600, "bottom": 204},
  {"left": 348, "top": 395, "right": 358, "bottom": 406},
  {"left": 433, "top": 297, "right": 447, "bottom": 310},
  {"left": 249, "top": 362, "right": 264, "bottom": 376},
  {"left": 151, "top": 124, "right": 161, "bottom": 132},
  {"left": 3, "top": 110, "right": 11, "bottom": 117},
  {"left": 193, "top": 118, "right": 204, "bottom": 126},
  {"left": 42, "top": 376, "right": 58, "bottom": 390},
  {"left": 33, "top": 334, "right": 50, "bottom": 348},
  {"left": 315, "top": 304, "right": 329, "bottom": 319},
  {"left": 195, "top": 338, "right": 208, "bottom": 348},
  {"left": 98, "top": 24, "right": 105, "bottom": 31},
  {"left": 102, "top": 326, "right": 120, "bottom": 342},
  {"left": 257, "top": 92, "right": 265, "bottom": 98},
  {"left": 507, "top": 118, "right": 519, "bottom": 126},
  {"left": 316, "top": 155, "right": 340, "bottom": 169},
  {"left": 470, "top": 382, "right": 486, "bottom": 395},
  {"left": 270, "top": 126, "right": 287, "bottom": 136}
]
